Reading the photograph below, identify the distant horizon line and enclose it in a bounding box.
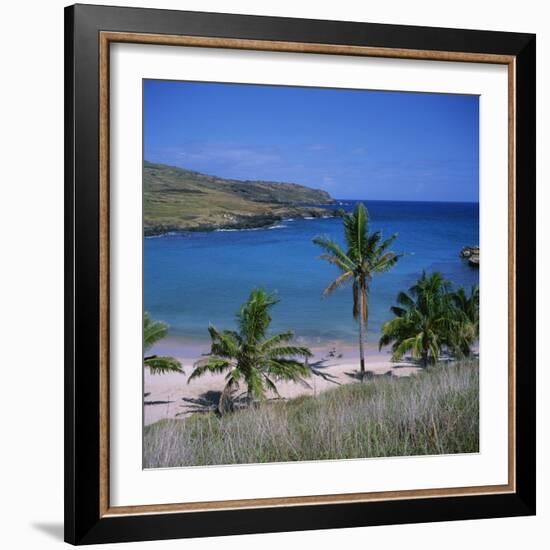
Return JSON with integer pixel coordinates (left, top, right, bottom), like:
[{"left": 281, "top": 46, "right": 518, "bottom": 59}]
[{"left": 335, "top": 198, "right": 480, "bottom": 204}]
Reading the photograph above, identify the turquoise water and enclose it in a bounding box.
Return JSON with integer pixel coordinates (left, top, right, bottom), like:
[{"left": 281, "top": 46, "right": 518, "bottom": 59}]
[{"left": 144, "top": 200, "right": 479, "bottom": 345}]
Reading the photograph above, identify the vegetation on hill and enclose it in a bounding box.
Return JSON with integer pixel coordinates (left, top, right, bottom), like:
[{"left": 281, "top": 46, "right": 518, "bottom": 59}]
[
  {"left": 144, "top": 359, "right": 479, "bottom": 467},
  {"left": 143, "top": 161, "right": 336, "bottom": 234}
]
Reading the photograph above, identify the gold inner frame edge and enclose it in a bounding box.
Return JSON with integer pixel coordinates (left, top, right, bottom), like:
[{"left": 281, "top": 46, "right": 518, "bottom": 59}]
[{"left": 98, "top": 31, "right": 517, "bottom": 517}]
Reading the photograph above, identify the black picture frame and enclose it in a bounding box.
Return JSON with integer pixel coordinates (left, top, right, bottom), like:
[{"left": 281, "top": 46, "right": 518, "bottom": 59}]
[{"left": 65, "top": 3, "right": 536, "bottom": 545}]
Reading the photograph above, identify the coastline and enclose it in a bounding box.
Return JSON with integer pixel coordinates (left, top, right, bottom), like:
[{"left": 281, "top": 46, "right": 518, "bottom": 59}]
[
  {"left": 144, "top": 205, "right": 339, "bottom": 236},
  {"left": 143, "top": 160, "right": 339, "bottom": 236},
  {"left": 144, "top": 339, "right": 421, "bottom": 426}
]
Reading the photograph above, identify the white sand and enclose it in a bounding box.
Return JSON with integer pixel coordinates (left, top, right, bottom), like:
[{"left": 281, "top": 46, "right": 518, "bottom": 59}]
[{"left": 144, "top": 342, "right": 421, "bottom": 426}]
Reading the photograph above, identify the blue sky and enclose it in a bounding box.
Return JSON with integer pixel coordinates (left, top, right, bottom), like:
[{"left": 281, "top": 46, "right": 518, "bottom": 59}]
[{"left": 144, "top": 80, "right": 479, "bottom": 202}]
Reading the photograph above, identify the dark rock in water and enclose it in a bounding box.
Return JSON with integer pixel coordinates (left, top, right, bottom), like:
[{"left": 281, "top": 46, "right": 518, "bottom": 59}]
[
  {"left": 460, "top": 246, "right": 479, "bottom": 267},
  {"left": 460, "top": 245, "right": 479, "bottom": 258}
]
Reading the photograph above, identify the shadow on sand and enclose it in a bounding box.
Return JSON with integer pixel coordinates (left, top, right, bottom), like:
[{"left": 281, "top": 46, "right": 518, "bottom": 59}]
[
  {"left": 178, "top": 390, "right": 222, "bottom": 415},
  {"left": 344, "top": 359, "right": 421, "bottom": 381},
  {"left": 307, "top": 358, "right": 341, "bottom": 385}
]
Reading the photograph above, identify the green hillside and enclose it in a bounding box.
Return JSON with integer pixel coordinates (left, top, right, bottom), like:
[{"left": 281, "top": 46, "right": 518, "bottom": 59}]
[{"left": 143, "top": 161, "right": 336, "bottom": 235}]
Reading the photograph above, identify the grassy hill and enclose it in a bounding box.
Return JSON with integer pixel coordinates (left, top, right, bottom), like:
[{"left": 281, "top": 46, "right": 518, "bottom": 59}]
[{"left": 144, "top": 161, "right": 337, "bottom": 234}]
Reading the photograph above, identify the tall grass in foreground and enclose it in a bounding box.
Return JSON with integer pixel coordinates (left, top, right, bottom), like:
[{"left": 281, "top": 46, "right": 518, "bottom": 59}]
[{"left": 144, "top": 360, "right": 479, "bottom": 468}]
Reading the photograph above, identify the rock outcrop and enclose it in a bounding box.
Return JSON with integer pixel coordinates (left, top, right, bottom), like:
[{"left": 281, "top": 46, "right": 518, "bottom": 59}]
[
  {"left": 460, "top": 246, "right": 479, "bottom": 267},
  {"left": 143, "top": 161, "right": 338, "bottom": 234}
]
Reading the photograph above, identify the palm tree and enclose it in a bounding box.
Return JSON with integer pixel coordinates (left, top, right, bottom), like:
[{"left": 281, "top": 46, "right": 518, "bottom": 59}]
[
  {"left": 144, "top": 312, "right": 183, "bottom": 374},
  {"left": 448, "top": 284, "right": 479, "bottom": 358},
  {"left": 188, "top": 288, "right": 312, "bottom": 414},
  {"left": 313, "top": 203, "right": 401, "bottom": 379},
  {"left": 378, "top": 271, "right": 454, "bottom": 366}
]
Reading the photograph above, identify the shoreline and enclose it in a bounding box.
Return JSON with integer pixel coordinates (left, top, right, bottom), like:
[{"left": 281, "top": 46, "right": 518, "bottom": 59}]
[
  {"left": 144, "top": 205, "right": 339, "bottom": 236},
  {"left": 144, "top": 339, "right": 421, "bottom": 426}
]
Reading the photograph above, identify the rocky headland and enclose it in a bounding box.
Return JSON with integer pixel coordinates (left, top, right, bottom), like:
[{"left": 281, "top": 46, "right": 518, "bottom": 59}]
[{"left": 144, "top": 161, "right": 338, "bottom": 235}]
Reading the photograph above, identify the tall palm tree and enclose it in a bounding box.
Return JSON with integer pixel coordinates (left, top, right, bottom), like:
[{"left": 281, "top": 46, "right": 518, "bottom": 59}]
[
  {"left": 378, "top": 271, "right": 454, "bottom": 366},
  {"left": 144, "top": 312, "right": 183, "bottom": 374},
  {"left": 448, "top": 284, "right": 479, "bottom": 358},
  {"left": 188, "top": 288, "right": 312, "bottom": 414},
  {"left": 313, "top": 203, "right": 401, "bottom": 379}
]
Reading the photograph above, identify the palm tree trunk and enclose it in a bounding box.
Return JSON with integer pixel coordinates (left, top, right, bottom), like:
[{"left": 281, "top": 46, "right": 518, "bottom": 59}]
[
  {"left": 421, "top": 346, "right": 429, "bottom": 368},
  {"left": 358, "top": 284, "right": 366, "bottom": 381}
]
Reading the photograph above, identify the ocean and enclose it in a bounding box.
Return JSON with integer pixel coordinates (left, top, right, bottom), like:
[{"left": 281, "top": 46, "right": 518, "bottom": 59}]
[{"left": 144, "top": 200, "right": 479, "bottom": 346}]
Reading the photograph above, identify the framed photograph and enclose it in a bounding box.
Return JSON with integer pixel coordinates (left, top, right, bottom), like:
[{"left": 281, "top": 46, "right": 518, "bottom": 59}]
[{"left": 65, "top": 4, "right": 536, "bottom": 545}]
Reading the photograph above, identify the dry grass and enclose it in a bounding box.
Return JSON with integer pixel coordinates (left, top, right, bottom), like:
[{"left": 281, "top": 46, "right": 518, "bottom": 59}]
[{"left": 143, "top": 360, "right": 479, "bottom": 468}]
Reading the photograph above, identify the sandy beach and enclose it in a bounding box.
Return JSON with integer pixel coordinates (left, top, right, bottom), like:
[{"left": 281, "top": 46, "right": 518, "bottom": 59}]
[{"left": 144, "top": 340, "right": 421, "bottom": 426}]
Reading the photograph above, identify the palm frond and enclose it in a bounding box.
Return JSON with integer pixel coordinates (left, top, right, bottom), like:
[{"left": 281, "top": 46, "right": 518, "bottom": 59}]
[
  {"left": 371, "top": 252, "right": 402, "bottom": 273},
  {"left": 318, "top": 253, "right": 354, "bottom": 272},
  {"left": 264, "top": 358, "right": 311, "bottom": 382},
  {"left": 427, "top": 331, "right": 440, "bottom": 363},
  {"left": 377, "top": 233, "right": 399, "bottom": 255},
  {"left": 378, "top": 316, "right": 412, "bottom": 350},
  {"left": 411, "top": 331, "right": 426, "bottom": 359},
  {"left": 312, "top": 236, "right": 355, "bottom": 271},
  {"left": 322, "top": 270, "right": 354, "bottom": 297},
  {"left": 245, "top": 367, "right": 266, "bottom": 400},
  {"left": 262, "top": 375, "right": 281, "bottom": 398},
  {"left": 208, "top": 325, "right": 241, "bottom": 358},
  {"left": 237, "top": 288, "right": 278, "bottom": 343},
  {"left": 143, "top": 313, "right": 183, "bottom": 376},
  {"left": 188, "top": 356, "right": 232, "bottom": 383},
  {"left": 392, "top": 337, "right": 417, "bottom": 361},
  {"left": 144, "top": 355, "right": 183, "bottom": 375},
  {"left": 343, "top": 202, "right": 368, "bottom": 261},
  {"left": 396, "top": 291, "right": 415, "bottom": 309},
  {"left": 259, "top": 331, "right": 295, "bottom": 352},
  {"left": 265, "top": 345, "right": 313, "bottom": 359},
  {"left": 143, "top": 312, "right": 169, "bottom": 350},
  {"left": 390, "top": 306, "right": 407, "bottom": 317},
  {"left": 364, "top": 230, "right": 382, "bottom": 258}
]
